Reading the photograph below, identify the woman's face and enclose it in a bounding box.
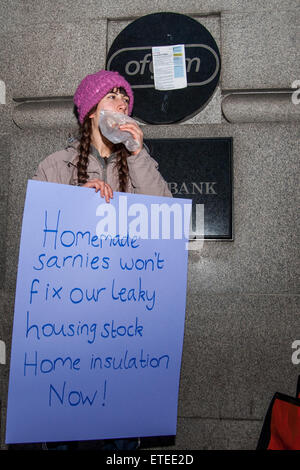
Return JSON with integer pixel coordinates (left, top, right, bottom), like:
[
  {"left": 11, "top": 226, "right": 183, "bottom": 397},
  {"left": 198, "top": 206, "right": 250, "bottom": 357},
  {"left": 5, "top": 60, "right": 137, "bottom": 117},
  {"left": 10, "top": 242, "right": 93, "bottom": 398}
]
[
  {"left": 88, "top": 87, "right": 130, "bottom": 143},
  {"left": 92, "top": 87, "right": 130, "bottom": 120}
]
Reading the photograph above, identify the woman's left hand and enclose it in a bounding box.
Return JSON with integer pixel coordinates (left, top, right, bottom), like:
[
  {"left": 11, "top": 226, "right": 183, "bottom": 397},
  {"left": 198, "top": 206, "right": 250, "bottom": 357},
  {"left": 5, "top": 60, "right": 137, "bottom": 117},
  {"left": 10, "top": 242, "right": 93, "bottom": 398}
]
[{"left": 119, "top": 121, "right": 143, "bottom": 155}]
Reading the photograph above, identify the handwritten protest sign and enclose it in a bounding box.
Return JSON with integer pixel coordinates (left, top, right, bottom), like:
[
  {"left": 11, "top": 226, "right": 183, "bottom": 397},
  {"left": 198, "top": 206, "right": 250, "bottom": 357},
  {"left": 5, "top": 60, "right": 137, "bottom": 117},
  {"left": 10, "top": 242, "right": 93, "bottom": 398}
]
[{"left": 6, "top": 180, "right": 191, "bottom": 444}]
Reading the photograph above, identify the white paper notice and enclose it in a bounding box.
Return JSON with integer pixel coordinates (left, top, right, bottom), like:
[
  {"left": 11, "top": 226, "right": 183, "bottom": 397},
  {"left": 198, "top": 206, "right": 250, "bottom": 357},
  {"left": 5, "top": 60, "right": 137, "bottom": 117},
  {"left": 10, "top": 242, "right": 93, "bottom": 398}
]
[{"left": 152, "top": 45, "right": 187, "bottom": 91}]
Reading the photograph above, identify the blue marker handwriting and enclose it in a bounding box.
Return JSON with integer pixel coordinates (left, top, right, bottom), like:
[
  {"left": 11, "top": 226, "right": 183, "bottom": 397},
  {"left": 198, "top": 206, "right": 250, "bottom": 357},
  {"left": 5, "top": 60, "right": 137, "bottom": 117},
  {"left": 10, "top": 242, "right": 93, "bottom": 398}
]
[
  {"left": 29, "top": 277, "right": 156, "bottom": 311},
  {"left": 24, "top": 349, "right": 169, "bottom": 377},
  {"left": 42, "top": 210, "right": 139, "bottom": 250},
  {"left": 25, "top": 312, "right": 144, "bottom": 344}
]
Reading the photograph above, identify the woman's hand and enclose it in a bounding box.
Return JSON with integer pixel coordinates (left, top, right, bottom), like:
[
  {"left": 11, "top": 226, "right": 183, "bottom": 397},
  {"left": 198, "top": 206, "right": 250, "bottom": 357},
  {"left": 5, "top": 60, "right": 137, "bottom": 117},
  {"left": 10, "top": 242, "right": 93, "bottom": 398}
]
[
  {"left": 119, "top": 121, "right": 143, "bottom": 155},
  {"left": 82, "top": 179, "right": 113, "bottom": 203}
]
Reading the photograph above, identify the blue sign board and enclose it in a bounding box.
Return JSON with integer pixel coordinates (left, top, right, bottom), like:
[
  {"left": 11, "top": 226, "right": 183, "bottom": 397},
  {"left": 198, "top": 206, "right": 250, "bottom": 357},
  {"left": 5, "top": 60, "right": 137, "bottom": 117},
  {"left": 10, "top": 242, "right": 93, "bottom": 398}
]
[{"left": 6, "top": 181, "right": 191, "bottom": 444}]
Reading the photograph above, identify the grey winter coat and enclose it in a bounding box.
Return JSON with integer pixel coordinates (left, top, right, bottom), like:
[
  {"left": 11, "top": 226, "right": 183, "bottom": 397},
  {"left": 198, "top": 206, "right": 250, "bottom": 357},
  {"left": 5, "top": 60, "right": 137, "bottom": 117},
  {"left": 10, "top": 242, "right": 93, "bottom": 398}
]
[{"left": 33, "top": 140, "right": 171, "bottom": 197}]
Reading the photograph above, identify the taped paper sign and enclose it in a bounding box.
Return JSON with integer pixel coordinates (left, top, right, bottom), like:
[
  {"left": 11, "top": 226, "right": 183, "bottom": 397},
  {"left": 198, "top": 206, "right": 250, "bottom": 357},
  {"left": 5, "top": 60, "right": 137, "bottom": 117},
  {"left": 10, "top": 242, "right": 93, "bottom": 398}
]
[{"left": 152, "top": 45, "right": 187, "bottom": 90}]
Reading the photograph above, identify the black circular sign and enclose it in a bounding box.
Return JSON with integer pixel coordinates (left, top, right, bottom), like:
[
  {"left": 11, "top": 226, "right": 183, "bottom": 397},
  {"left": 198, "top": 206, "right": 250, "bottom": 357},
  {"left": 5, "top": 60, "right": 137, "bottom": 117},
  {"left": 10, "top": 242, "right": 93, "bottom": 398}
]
[{"left": 106, "top": 12, "right": 221, "bottom": 124}]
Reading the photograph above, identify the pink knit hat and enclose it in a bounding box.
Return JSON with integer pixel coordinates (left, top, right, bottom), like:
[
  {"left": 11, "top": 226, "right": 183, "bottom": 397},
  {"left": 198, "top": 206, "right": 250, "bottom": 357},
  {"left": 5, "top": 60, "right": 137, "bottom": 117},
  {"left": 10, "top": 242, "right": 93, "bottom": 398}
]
[{"left": 74, "top": 69, "right": 134, "bottom": 123}]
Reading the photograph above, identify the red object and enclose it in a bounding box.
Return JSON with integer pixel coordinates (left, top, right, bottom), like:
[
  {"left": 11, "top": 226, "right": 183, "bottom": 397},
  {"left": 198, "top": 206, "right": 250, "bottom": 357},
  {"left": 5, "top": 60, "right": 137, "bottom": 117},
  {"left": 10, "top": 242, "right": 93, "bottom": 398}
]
[{"left": 257, "top": 377, "right": 300, "bottom": 450}]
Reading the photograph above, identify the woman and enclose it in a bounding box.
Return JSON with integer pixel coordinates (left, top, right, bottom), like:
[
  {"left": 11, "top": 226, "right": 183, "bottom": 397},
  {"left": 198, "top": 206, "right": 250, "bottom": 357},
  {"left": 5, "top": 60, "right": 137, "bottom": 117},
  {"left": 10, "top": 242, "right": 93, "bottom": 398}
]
[
  {"left": 33, "top": 69, "right": 171, "bottom": 202},
  {"left": 33, "top": 69, "right": 171, "bottom": 451}
]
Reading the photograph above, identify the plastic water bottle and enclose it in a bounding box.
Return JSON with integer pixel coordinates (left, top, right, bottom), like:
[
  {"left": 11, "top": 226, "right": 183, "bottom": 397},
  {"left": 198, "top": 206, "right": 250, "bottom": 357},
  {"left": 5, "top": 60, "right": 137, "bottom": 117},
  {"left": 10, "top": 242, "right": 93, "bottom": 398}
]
[{"left": 99, "top": 110, "right": 140, "bottom": 152}]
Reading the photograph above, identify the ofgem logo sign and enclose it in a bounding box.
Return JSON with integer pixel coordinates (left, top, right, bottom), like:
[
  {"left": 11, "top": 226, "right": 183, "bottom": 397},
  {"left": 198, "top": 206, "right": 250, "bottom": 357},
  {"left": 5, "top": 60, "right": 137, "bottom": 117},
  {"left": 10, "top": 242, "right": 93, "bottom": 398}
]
[
  {"left": 107, "top": 44, "right": 220, "bottom": 89},
  {"left": 106, "top": 12, "right": 221, "bottom": 124}
]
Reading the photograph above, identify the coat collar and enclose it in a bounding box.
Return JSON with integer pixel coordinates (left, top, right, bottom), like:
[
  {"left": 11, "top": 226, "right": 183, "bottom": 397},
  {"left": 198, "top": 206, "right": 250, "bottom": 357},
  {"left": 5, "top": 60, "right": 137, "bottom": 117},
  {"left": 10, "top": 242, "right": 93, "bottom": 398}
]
[
  {"left": 89, "top": 144, "right": 118, "bottom": 167},
  {"left": 63, "top": 139, "right": 117, "bottom": 169}
]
